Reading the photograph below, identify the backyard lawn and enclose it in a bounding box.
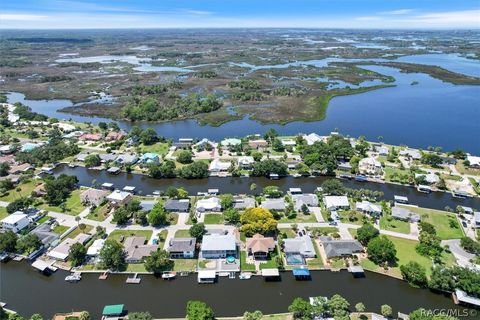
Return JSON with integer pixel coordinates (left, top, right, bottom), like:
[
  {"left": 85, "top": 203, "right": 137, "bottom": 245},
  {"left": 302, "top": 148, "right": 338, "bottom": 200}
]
[
  {"left": 0, "top": 181, "right": 37, "bottom": 202},
  {"left": 203, "top": 213, "right": 224, "bottom": 224},
  {"left": 39, "top": 190, "right": 86, "bottom": 216},
  {"left": 139, "top": 142, "right": 169, "bottom": 155},
  {"left": 156, "top": 230, "right": 168, "bottom": 248},
  {"left": 398, "top": 205, "right": 464, "bottom": 239},
  {"left": 173, "top": 259, "right": 198, "bottom": 272},
  {"left": 175, "top": 229, "right": 191, "bottom": 238},
  {"left": 259, "top": 246, "right": 282, "bottom": 270},
  {"left": 0, "top": 207, "right": 7, "bottom": 220},
  {"left": 379, "top": 216, "right": 410, "bottom": 234},
  {"left": 108, "top": 230, "right": 153, "bottom": 243},
  {"left": 306, "top": 240, "right": 324, "bottom": 269},
  {"left": 240, "top": 251, "right": 256, "bottom": 271},
  {"left": 86, "top": 203, "right": 111, "bottom": 221}
]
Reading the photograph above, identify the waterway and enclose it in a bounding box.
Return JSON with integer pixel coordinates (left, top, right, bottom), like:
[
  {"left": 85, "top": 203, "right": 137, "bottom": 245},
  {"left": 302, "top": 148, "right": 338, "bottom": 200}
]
[
  {"left": 54, "top": 164, "right": 480, "bottom": 211},
  {"left": 0, "top": 261, "right": 474, "bottom": 319}
]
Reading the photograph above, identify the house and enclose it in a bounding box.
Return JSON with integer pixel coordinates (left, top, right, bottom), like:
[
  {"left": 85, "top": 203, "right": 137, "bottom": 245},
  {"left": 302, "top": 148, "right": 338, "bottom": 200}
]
[
  {"left": 21, "top": 142, "right": 41, "bottom": 152},
  {"left": 75, "top": 152, "right": 91, "bottom": 162},
  {"left": 466, "top": 155, "right": 480, "bottom": 168},
  {"left": 140, "top": 153, "right": 160, "bottom": 164},
  {"left": 0, "top": 145, "right": 14, "bottom": 154},
  {"left": 232, "top": 197, "right": 256, "bottom": 210},
  {"left": 415, "top": 173, "right": 440, "bottom": 185},
  {"left": 8, "top": 163, "right": 32, "bottom": 174},
  {"left": 392, "top": 207, "right": 421, "bottom": 222},
  {"left": 48, "top": 234, "right": 91, "bottom": 261},
  {"left": 30, "top": 223, "right": 58, "bottom": 246},
  {"left": 337, "top": 162, "right": 352, "bottom": 171},
  {"left": 80, "top": 188, "right": 109, "bottom": 206},
  {"left": 86, "top": 239, "right": 105, "bottom": 257},
  {"left": 358, "top": 157, "right": 383, "bottom": 175},
  {"left": 292, "top": 194, "right": 318, "bottom": 212},
  {"left": 1, "top": 213, "right": 29, "bottom": 233},
  {"left": 99, "top": 153, "right": 117, "bottom": 163},
  {"left": 115, "top": 153, "right": 138, "bottom": 165},
  {"left": 173, "top": 138, "right": 193, "bottom": 149},
  {"left": 168, "top": 238, "right": 196, "bottom": 258},
  {"left": 139, "top": 200, "right": 157, "bottom": 212},
  {"left": 221, "top": 138, "right": 242, "bottom": 147},
  {"left": 208, "top": 158, "right": 231, "bottom": 172},
  {"left": 320, "top": 237, "right": 364, "bottom": 259},
  {"left": 375, "top": 145, "right": 389, "bottom": 156},
  {"left": 261, "top": 198, "right": 286, "bottom": 211},
  {"left": 248, "top": 139, "right": 268, "bottom": 149},
  {"left": 324, "top": 196, "right": 350, "bottom": 211},
  {"left": 281, "top": 139, "right": 296, "bottom": 147},
  {"left": 474, "top": 212, "right": 480, "bottom": 229},
  {"left": 245, "top": 234, "right": 275, "bottom": 260},
  {"left": 303, "top": 133, "right": 324, "bottom": 145},
  {"left": 399, "top": 149, "right": 421, "bottom": 160},
  {"left": 238, "top": 156, "right": 255, "bottom": 169},
  {"left": 54, "top": 122, "right": 76, "bottom": 132},
  {"left": 164, "top": 199, "right": 190, "bottom": 212},
  {"left": 124, "top": 236, "right": 158, "bottom": 263},
  {"left": 356, "top": 201, "right": 382, "bottom": 216},
  {"left": 106, "top": 190, "right": 132, "bottom": 207},
  {"left": 283, "top": 236, "right": 316, "bottom": 259},
  {"left": 196, "top": 197, "right": 222, "bottom": 212},
  {"left": 195, "top": 138, "right": 216, "bottom": 151},
  {"left": 105, "top": 131, "right": 125, "bottom": 141},
  {"left": 200, "top": 234, "right": 237, "bottom": 259},
  {"left": 79, "top": 133, "right": 102, "bottom": 141}
]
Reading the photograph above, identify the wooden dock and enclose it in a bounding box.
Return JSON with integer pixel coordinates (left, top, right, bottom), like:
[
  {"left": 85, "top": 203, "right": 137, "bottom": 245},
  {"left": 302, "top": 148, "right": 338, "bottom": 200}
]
[{"left": 126, "top": 273, "right": 141, "bottom": 284}]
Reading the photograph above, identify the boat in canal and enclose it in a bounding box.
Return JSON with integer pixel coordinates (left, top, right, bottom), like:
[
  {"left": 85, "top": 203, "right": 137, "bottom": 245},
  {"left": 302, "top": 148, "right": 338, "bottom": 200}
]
[
  {"left": 239, "top": 272, "right": 252, "bottom": 280},
  {"left": 162, "top": 272, "right": 177, "bottom": 280},
  {"left": 65, "top": 272, "right": 82, "bottom": 282},
  {"left": 417, "top": 185, "right": 432, "bottom": 193}
]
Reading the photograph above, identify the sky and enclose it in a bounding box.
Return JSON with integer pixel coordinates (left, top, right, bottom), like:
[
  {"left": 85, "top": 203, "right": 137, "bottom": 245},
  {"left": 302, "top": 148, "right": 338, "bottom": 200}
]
[{"left": 0, "top": 0, "right": 479, "bottom": 29}]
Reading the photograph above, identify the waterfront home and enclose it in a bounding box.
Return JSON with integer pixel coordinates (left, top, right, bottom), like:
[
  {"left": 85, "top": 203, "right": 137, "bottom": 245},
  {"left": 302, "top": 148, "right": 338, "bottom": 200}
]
[
  {"left": 200, "top": 234, "right": 237, "bottom": 259},
  {"left": 292, "top": 194, "right": 319, "bottom": 212},
  {"left": 375, "top": 145, "right": 389, "bottom": 156},
  {"left": 245, "top": 234, "right": 276, "bottom": 260},
  {"left": 303, "top": 133, "right": 324, "bottom": 145},
  {"left": 196, "top": 197, "right": 222, "bottom": 212},
  {"left": 232, "top": 197, "right": 256, "bottom": 210},
  {"left": 1, "top": 212, "right": 29, "bottom": 233},
  {"left": 337, "top": 162, "right": 352, "bottom": 172},
  {"left": 248, "top": 139, "right": 268, "bottom": 150},
  {"left": 415, "top": 172, "right": 440, "bottom": 185},
  {"left": 30, "top": 223, "right": 58, "bottom": 246},
  {"left": 281, "top": 139, "right": 296, "bottom": 147},
  {"left": 124, "top": 236, "right": 158, "bottom": 263},
  {"left": 48, "top": 234, "right": 91, "bottom": 261},
  {"left": 8, "top": 163, "right": 32, "bottom": 175},
  {"left": 139, "top": 200, "right": 156, "bottom": 212},
  {"left": 53, "top": 122, "right": 76, "bottom": 132},
  {"left": 261, "top": 198, "right": 286, "bottom": 211},
  {"left": 164, "top": 199, "right": 190, "bottom": 212},
  {"left": 126, "top": 135, "right": 139, "bottom": 146},
  {"left": 105, "top": 130, "right": 125, "bottom": 141},
  {"left": 208, "top": 158, "right": 231, "bottom": 172},
  {"left": 173, "top": 138, "right": 193, "bottom": 149},
  {"left": 195, "top": 138, "right": 216, "bottom": 151},
  {"left": 115, "top": 153, "right": 139, "bottom": 165},
  {"left": 75, "top": 152, "right": 91, "bottom": 162},
  {"left": 392, "top": 206, "right": 421, "bottom": 222},
  {"left": 358, "top": 157, "right": 383, "bottom": 176},
  {"left": 324, "top": 196, "right": 350, "bottom": 211},
  {"left": 140, "top": 152, "right": 160, "bottom": 164},
  {"left": 238, "top": 156, "right": 255, "bottom": 169},
  {"left": 319, "top": 237, "right": 363, "bottom": 259},
  {"left": 287, "top": 159, "right": 301, "bottom": 170},
  {"left": 86, "top": 239, "right": 105, "bottom": 257},
  {"left": 221, "top": 138, "right": 242, "bottom": 147},
  {"left": 399, "top": 149, "right": 421, "bottom": 160},
  {"left": 283, "top": 236, "right": 316, "bottom": 262},
  {"left": 466, "top": 155, "right": 480, "bottom": 168},
  {"left": 106, "top": 190, "right": 132, "bottom": 207},
  {"left": 356, "top": 201, "right": 382, "bottom": 217},
  {"left": 474, "top": 212, "right": 480, "bottom": 229},
  {"left": 99, "top": 153, "right": 117, "bottom": 163},
  {"left": 167, "top": 237, "right": 196, "bottom": 258},
  {"left": 79, "top": 133, "right": 102, "bottom": 141},
  {"left": 80, "top": 188, "right": 109, "bottom": 207}
]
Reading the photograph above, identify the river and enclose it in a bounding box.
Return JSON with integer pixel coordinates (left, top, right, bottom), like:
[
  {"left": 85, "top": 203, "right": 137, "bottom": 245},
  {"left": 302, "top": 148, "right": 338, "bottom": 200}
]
[
  {"left": 0, "top": 261, "right": 475, "bottom": 319},
  {"left": 54, "top": 164, "right": 480, "bottom": 211}
]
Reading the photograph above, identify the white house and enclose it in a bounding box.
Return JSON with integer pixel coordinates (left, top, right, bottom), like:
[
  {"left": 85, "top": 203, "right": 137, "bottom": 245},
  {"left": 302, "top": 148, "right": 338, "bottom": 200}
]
[
  {"left": 200, "top": 234, "right": 237, "bottom": 259},
  {"left": 358, "top": 157, "right": 383, "bottom": 175},
  {"left": 1, "top": 213, "right": 30, "bottom": 233},
  {"left": 415, "top": 173, "right": 440, "bottom": 185},
  {"left": 106, "top": 190, "right": 132, "bottom": 207},
  {"left": 356, "top": 201, "right": 382, "bottom": 216},
  {"left": 208, "top": 158, "right": 231, "bottom": 172},
  {"left": 324, "top": 196, "right": 350, "bottom": 211},
  {"left": 238, "top": 156, "right": 255, "bottom": 169},
  {"left": 196, "top": 197, "right": 222, "bottom": 212},
  {"left": 283, "top": 236, "right": 316, "bottom": 259},
  {"left": 86, "top": 239, "right": 105, "bottom": 257},
  {"left": 302, "top": 133, "right": 324, "bottom": 145},
  {"left": 467, "top": 155, "right": 480, "bottom": 168}
]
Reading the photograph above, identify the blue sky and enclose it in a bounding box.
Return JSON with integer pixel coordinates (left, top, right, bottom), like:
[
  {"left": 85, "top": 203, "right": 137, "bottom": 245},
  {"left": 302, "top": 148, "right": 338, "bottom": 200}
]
[{"left": 1, "top": 0, "right": 479, "bottom": 29}]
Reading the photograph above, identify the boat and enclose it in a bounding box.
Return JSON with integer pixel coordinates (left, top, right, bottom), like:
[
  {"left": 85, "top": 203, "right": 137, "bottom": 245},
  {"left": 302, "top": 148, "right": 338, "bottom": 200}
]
[
  {"left": 339, "top": 174, "right": 352, "bottom": 180},
  {"left": 417, "top": 185, "right": 432, "bottom": 193},
  {"left": 65, "top": 272, "right": 82, "bottom": 282},
  {"left": 68, "top": 163, "right": 76, "bottom": 168},
  {"left": 292, "top": 173, "right": 302, "bottom": 178},
  {"left": 452, "top": 190, "right": 470, "bottom": 199},
  {"left": 179, "top": 271, "right": 189, "bottom": 277},
  {"left": 161, "top": 272, "right": 177, "bottom": 280},
  {"left": 239, "top": 272, "right": 252, "bottom": 280},
  {"left": 355, "top": 175, "right": 368, "bottom": 182}
]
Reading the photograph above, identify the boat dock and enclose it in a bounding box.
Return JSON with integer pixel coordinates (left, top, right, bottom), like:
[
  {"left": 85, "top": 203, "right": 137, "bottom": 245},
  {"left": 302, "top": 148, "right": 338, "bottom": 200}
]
[
  {"left": 99, "top": 271, "right": 109, "bottom": 280},
  {"left": 126, "top": 273, "right": 141, "bottom": 284}
]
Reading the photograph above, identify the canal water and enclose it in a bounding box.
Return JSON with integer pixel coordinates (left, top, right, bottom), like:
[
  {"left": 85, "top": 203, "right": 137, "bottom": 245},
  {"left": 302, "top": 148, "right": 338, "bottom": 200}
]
[
  {"left": 0, "top": 261, "right": 474, "bottom": 319},
  {"left": 54, "top": 164, "right": 480, "bottom": 211}
]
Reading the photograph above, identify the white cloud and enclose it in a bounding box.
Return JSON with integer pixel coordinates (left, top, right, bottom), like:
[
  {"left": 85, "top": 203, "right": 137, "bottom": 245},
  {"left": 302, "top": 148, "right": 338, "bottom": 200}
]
[
  {"left": 355, "top": 16, "right": 381, "bottom": 21},
  {"left": 381, "top": 9, "right": 414, "bottom": 15},
  {"left": 0, "top": 14, "right": 48, "bottom": 21}
]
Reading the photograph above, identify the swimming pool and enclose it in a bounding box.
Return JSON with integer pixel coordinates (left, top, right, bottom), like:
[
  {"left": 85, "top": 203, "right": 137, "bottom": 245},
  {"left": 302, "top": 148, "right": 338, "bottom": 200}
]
[
  {"left": 286, "top": 253, "right": 305, "bottom": 265},
  {"left": 226, "top": 256, "right": 235, "bottom": 263}
]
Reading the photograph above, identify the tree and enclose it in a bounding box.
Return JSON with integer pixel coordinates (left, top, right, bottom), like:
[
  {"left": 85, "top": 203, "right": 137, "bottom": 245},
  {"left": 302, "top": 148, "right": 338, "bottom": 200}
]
[
  {"left": 356, "top": 223, "right": 379, "bottom": 245},
  {"left": 139, "top": 128, "right": 158, "bottom": 145},
  {"left": 113, "top": 207, "right": 131, "bottom": 225},
  {"left": 327, "top": 294, "right": 350, "bottom": 318},
  {"left": 355, "top": 302, "right": 365, "bottom": 312},
  {"left": 190, "top": 223, "right": 207, "bottom": 240},
  {"left": 224, "top": 208, "right": 240, "bottom": 225},
  {"left": 251, "top": 159, "right": 288, "bottom": 177},
  {"left": 262, "top": 186, "right": 283, "bottom": 198},
  {"left": 68, "top": 242, "right": 87, "bottom": 267},
  {"left": 30, "top": 314, "right": 43, "bottom": 320},
  {"left": 129, "top": 312, "right": 153, "bottom": 320},
  {"left": 220, "top": 194, "right": 234, "bottom": 209},
  {"left": 6, "top": 197, "right": 32, "bottom": 214},
  {"left": 84, "top": 154, "right": 101, "bottom": 168},
  {"left": 148, "top": 161, "right": 177, "bottom": 179},
  {"left": 0, "top": 162, "right": 10, "bottom": 177},
  {"left": 416, "top": 231, "right": 443, "bottom": 260},
  {"left": 0, "top": 231, "right": 18, "bottom": 253},
  {"left": 165, "top": 186, "right": 179, "bottom": 198},
  {"left": 16, "top": 234, "right": 42, "bottom": 254},
  {"left": 288, "top": 297, "right": 312, "bottom": 320},
  {"left": 240, "top": 207, "right": 278, "bottom": 236},
  {"left": 263, "top": 128, "right": 278, "bottom": 142},
  {"left": 43, "top": 174, "right": 78, "bottom": 206},
  {"left": 144, "top": 249, "right": 173, "bottom": 274},
  {"left": 178, "top": 161, "right": 209, "bottom": 179},
  {"left": 400, "top": 261, "right": 428, "bottom": 288},
  {"left": 320, "top": 179, "right": 346, "bottom": 196},
  {"left": 367, "top": 236, "right": 397, "bottom": 265},
  {"left": 99, "top": 239, "right": 125, "bottom": 271},
  {"left": 186, "top": 300, "right": 215, "bottom": 320},
  {"left": 243, "top": 311, "right": 263, "bottom": 320},
  {"left": 148, "top": 203, "right": 168, "bottom": 226},
  {"left": 381, "top": 304, "right": 392, "bottom": 318},
  {"left": 460, "top": 237, "right": 480, "bottom": 255},
  {"left": 419, "top": 222, "right": 436, "bottom": 235},
  {"left": 177, "top": 150, "right": 193, "bottom": 164},
  {"left": 79, "top": 311, "right": 90, "bottom": 320}
]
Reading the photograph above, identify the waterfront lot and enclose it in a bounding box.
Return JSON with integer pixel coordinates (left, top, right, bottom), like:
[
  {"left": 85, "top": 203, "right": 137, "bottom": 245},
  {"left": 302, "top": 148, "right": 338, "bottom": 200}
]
[
  {"left": 38, "top": 189, "right": 86, "bottom": 216},
  {"left": 379, "top": 216, "right": 410, "bottom": 234},
  {"left": 0, "top": 181, "right": 37, "bottom": 202},
  {"left": 108, "top": 229, "right": 153, "bottom": 242}
]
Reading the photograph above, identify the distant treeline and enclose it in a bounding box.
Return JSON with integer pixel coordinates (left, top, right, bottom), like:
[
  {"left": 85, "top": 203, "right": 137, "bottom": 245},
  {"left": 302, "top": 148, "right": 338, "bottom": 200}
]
[{"left": 8, "top": 37, "right": 93, "bottom": 43}]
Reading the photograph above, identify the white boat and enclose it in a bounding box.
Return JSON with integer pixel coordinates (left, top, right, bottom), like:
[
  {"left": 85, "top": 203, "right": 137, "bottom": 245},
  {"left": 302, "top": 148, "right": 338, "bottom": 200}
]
[
  {"left": 239, "top": 272, "right": 252, "bottom": 280},
  {"left": 292, "top": 173, "right": 302, "bottom": 178},
  {"left": 65, "top": 272, "right": 82, "bottom": 282},
  {"left": 161, "top": 272, "right": 177, "bottom": 280}
]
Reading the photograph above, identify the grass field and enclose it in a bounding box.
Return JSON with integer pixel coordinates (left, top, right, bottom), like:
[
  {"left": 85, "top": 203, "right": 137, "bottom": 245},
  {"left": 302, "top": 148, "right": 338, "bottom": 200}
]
[
  {"left": 259, "top": 246, "right": 282, "bottom": 270},
  {"left": 337, "top": 210, "right": 366, "bottom": 226},
  {"left": 398, "top": 205, "right": 464, "bottom": 239},
  {"left": 307, "top": 240, "right": 324, "bottom": 269},
  {"left": 0, "top": 207, "right": 7, "bottom": 220},
  {"left": 39, "top": 190, "right": 86, "bottom": 216},
  {"left": 173, "top": 259, "right": 198, "bottom": 272},
  {"left": 86, "top": 203, "right": 111, "bottom": 221},
  {"left": 379, "top": 216, "right": 410, "bottom": 234},
  {"left": 278, "top": 228, "right": 297, "bottom": 238},
  {"left": 138, "top": 142, "right": 169, "bottom": 155},
  {"left": 67, "top": 224, "right": 93, "bottom": 239},
  {"left": 203, "top": 213, "right": 224, "bottom": 224},
  {"left": 108, "top": 229, "right": 153, "bottom": 243},
  {"left": 0, "top": 181, "right": 37, "bottom": 202},
  {"left": 174, "top": 229, "right": 191, "bottom": 238}
]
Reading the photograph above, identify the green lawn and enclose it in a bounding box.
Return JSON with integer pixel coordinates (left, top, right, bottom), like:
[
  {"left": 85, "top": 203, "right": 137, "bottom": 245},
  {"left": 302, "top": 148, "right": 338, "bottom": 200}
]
[
  {"left": 173, "top": 259, "right": 198, "bottom": 272},
  {"left": 52, "top": 225, "right": 69, "bottom": 235},
  {"left": 86, "top": 203, "right": 111, "bottom": 221},
  {"left": 278, "top": 213, "right": 317, "bottom": 223},
  {"left": 398, "top": 205, "right": 464, "bottom": 240},
  {"left": 37, "top": 215, "right": 51, "bottom": 224},
  {"left": 307, "top": 240, "right": 324, "bottom": 269},
  {"left": 259, "top": 246, "right": 282, "bottom": 270},
  {"left": 240, "top": 251, "right": 256, "bottom": 271},
  {"left": 337, "top": 210, "right": 367, "bottom": 226},
  {"left": 384, "top": 166, "right": 412, "bottom": 184},
  {"left": 126, "top": 264, "right": 148, "bottom": 273},
  {"left": 0, "top": 207, "right": 8, "bottom": 220},
  {"left": 278, "top": 228, "right": 297, "bottom": 238},
  {"left": 67, "top": 225, "right": 93, "bottom": 239},
  {"left": 175, "top": 229, "right": 191, "bottom": 238},
  {"left": 108, "top": 230, "right": 153, "bottom": 243},
  {"left": 139, "top": 142, "right": 169, "bottom": 155},
  {"left": 39, "top": 190, "right": 86, "bottom": 216},
  {"left": 0, "top": 181, "right": 37, "bottom": 202},
  {"left": 379, "top": 216, "right": 410, "bottom": 234},
  {"left": 310, "top": 227, "right": 339, "bottom": 236},
  {"left": 203, "top": 213, "right": 224, "bottom": 224}
]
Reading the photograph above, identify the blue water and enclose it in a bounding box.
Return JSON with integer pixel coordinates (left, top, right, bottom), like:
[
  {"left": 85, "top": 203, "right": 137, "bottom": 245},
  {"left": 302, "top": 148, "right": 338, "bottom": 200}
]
[{"left": 396, "top": 54, "right": 480, "bottom": 78}]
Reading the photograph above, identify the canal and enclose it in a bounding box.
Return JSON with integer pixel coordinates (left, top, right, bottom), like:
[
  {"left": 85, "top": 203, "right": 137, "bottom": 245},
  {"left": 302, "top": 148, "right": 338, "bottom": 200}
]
[
  {"left": 0, "top": 261, "right": 475, "bottom": 319},
  {"left": 54, "top": 164, "right": 480, "bottom": 211}
]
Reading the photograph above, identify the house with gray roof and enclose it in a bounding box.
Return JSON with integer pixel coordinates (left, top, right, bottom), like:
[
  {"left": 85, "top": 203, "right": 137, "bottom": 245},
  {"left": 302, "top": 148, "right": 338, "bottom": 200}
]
[
  {"left": 283, "top": 236, "right": 316, "bottom": 259},
  {"left": 292, "top": 194, "right": 318, "bottom": 212},
  {"left": 392, "top": 207, "right": 421, "bottom": 222},
  {"left": 80, "top": 188, "right": 109, "bottom": 207},
  {"left": 99, "top": 153, "right": 117, "bottom": 163},
  {"left": 474, "top": 212, "right": 480, "bottom": 229},
  {"left": 260, "top": 198, "right": 286, "bottom": 211},
  {"left": 356, "top": 201, "right": 382, "bottom": 217},
  {"left": 200, "top": 234, "right": 237, "bottom": 259},
  {"left": 115, "top": 153, "right": 139, "bottom": 165},
  {"left": 30, "top": 223, "right": 59, "bottom": 247},
  {"left": 75, "top": 152, "right": 91, "bottom": 162},
  {"left": 124, "top": 236, "right": 158, "bottom": 263},
  {"left": 164, "top": 199, "right": 190, "bottom": 212},
  {"left": 320, "top": 237, "right": 364, "bottom": 259},
  {"left": 139, "top": 200, "right": 157, "bottom": 212},
  {"left": 232, "top": 197, "right": 256, "bottom": 210},
  {"left": 168, "top": 238, "right": 196, "bottom": 258}
]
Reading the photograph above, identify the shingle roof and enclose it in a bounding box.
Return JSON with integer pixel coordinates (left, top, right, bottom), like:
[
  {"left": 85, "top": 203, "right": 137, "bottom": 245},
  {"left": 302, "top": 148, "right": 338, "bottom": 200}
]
[{"left": 168, "top": 238, "right": 196, "bottom": 252}]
